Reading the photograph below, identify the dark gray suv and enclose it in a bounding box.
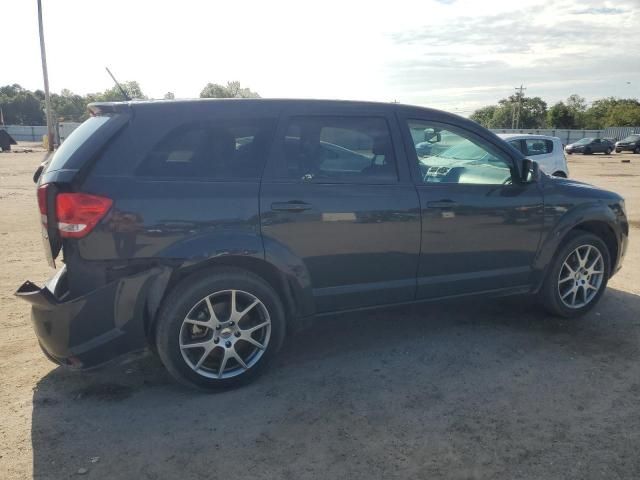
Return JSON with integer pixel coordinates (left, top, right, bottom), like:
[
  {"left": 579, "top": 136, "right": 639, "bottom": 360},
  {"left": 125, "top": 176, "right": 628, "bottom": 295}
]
[{"left": 16, "top": 99, "right": 628, "bottom": 390}]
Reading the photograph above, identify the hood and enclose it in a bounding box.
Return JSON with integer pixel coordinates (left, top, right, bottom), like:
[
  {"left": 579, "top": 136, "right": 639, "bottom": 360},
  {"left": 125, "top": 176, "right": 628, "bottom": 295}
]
[{"left": 546, "top": 175, "right": 624, "bottom": 201}]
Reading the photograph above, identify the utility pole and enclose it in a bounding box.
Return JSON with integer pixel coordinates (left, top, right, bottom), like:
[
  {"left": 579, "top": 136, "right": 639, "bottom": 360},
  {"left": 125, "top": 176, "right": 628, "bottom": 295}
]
[
  {"left": 513, "top": 84, "right": 526, "bottom": 130},
  {"left": 37, "top": 0, "right": 54, "bottom": 152}
]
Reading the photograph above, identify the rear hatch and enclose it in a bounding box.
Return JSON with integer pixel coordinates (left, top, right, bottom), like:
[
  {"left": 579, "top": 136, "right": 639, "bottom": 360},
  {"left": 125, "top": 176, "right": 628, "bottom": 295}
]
[{"left": 36, "top": 104, "right": 131, "bottom": 266}]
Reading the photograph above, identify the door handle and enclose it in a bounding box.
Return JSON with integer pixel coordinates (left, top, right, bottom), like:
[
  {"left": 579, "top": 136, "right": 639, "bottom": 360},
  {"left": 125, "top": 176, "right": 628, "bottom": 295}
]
[
  {"left": 426, "top": 200, "right": 458, "bottom": 208},
  {"left": 270, "top": 201, "right": 313, "bottom": 212}
]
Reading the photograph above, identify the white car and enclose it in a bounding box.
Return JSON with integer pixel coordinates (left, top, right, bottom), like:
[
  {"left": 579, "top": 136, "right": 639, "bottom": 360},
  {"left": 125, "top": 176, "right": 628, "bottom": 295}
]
[{"left": 497, "top": 134, "right": 569, "bottom": 178}]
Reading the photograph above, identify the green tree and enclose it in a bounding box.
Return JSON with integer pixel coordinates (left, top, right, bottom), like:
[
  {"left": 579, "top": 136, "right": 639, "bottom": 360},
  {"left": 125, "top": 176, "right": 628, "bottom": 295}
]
[
  {"left": 582, "top": 97, "right": 640, "bottom": 128},
  {"left": 471, "top": 95, "right": 547, "bottom": 129},
  {"left": 50, "top": 89, "right": 87, "bottom": 122},
  {"left": 200, "top": 81, "right": 260, "bottom": 99},
  {"left": 469, "top": 105, "right": 498, "bottom": 128},
  {"left": 605, "top": 100, "right": 640, "bottom": 126},
  {"left": 0, "top": 84, "right": 45, "bottom": 125},
  {"left": 87, "top": 81, "right": 147, "bottom": 102},
  {"left": 163, "top": 92, "right": 175, "bottom": 100},
  {"left": 547, "top": 102, "right": 576, "bottom": 128}
]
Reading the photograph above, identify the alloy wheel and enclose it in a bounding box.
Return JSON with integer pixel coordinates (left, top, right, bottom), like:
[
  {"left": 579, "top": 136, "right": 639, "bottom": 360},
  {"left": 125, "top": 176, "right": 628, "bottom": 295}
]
[
  {"left": 557, "top": 244, "right": 605, "bottom": 309},
  {"left": 179, "top": 289, "right": 271, "bottom": 379}
]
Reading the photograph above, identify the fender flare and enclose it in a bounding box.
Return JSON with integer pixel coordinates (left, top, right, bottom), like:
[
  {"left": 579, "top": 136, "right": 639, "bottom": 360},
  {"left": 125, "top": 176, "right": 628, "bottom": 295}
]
[{"left": 531, "top": 201, "right": 621, "bottom": 291}]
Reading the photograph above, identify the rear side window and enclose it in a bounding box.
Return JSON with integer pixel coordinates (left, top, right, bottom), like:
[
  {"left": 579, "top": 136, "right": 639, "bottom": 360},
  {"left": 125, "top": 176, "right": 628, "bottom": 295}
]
[
  {"left": 279, "top": 116, "right": 398, "bottom": 183},
  {"left": 46, "top": 116, "right": 111, "bottom": 171},
  {"left": 524, "top": 139, "right": 553, "bottom": 156},
  {"left": 136, "top": 119, "right": 275, "bottom": 180}
]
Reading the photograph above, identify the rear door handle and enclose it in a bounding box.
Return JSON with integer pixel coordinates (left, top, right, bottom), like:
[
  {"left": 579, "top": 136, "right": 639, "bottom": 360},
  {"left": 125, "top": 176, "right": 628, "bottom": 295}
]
[
  {"left": 426, "top": 200, "right": 458, "bottom": 208},
  {"left": 270, "top": 201, "right": 313, "bottom": 212}
]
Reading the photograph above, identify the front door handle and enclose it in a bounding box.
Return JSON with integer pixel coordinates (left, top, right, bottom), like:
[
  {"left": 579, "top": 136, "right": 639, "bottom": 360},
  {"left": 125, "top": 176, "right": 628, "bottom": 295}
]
[
  {"left": 271, "top": 201, "right": 313, "bottom": 212},
  {"left": 426, "top": 199, "right": 458, "bottom": 208}
]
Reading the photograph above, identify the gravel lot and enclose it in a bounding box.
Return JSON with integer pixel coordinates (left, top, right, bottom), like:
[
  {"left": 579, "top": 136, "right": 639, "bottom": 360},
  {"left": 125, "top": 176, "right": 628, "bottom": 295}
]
[{"left": 1, "top": 146, "right": 639, "bottom": 479}]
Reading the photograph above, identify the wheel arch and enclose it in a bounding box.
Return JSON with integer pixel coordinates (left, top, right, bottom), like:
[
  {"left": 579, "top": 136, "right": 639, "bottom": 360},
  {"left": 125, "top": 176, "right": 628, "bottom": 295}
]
[
  {"left": 145, "top": 254, "right": 314, "bottom": 342},
  {"left": 570, "top": 221, "right": 618, "bottom": 276},
  {"left": 532, "top": 205, "right": 621, "bottom": 292}
]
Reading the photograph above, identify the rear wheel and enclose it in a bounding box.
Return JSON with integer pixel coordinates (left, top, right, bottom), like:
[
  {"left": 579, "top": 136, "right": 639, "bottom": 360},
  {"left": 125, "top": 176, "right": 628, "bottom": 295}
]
[
  {"left": 605, "top": 148, "right": 612, "bottom": 155},
  {"left": 540, "top": 232, "right": 610, "bottom": 318},
  {"left": 155, "top": 268, "right": 286, "bottom": 390},
  {"left": 635, "top": 146, "right": 640, "bottom": 154},
  {"left": 615, "top": 149, "right": 621, "bottom": 153}
]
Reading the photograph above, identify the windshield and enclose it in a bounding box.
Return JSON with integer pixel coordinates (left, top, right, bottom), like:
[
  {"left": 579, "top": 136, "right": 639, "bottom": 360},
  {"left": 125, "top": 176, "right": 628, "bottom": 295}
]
[
  {"left": 574, "top": 138, "right": 593, "bottom": 145},
  {"left": 621, "top": 134, "right": 640, "bottom": 142}
]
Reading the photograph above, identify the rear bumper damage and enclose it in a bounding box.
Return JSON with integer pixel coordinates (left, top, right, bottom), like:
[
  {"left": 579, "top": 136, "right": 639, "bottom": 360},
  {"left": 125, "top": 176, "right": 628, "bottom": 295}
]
[{"left": 15, "top": 265, "right": 171, "bottom": 369}]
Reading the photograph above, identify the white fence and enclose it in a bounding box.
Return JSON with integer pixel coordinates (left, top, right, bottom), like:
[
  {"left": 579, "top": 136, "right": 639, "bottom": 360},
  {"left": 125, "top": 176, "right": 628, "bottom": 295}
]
[{"left": 2, "top": 122, "right": 81, "bottom": 143}]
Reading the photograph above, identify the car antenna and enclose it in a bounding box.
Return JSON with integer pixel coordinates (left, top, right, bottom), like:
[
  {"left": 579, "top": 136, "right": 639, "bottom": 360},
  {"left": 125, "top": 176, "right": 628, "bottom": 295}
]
[{"left": 105, "top": 67, "right": 131, "bottom": 101}]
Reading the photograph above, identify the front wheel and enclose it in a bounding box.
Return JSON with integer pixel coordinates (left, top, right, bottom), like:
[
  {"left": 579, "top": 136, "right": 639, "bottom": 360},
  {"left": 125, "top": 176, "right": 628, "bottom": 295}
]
[
  {"left": 540, "top": 233, "right": 610, "bottom": 318},
  {"left": 635, "top": 147, "right": 640, "bottom": 154},
  {"left": 155, "top": 268, "right": 286, "bottom": 390},
  {"left": 605, "top": 148, "right": 612, "bottom": 155}
]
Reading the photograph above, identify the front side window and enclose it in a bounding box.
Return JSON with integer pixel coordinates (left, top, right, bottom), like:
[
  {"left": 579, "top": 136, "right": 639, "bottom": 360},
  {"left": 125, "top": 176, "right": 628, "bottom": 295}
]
[
  {"left": 524, "top": 139, "right": 553, "bottom": 156},
  {"left": 136, "top": 119, "right": 274, "bottom": 179},
  {"left": 406, "top": 120, "right": 513, "bottom": 185},
  {"left": 279, "top": 116, "right": 398, "bottom": 183}
]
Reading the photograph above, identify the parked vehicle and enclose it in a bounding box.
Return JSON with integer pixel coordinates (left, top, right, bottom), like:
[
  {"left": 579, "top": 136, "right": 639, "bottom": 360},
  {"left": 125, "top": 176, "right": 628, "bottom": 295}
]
[
  {"left": 565, "top": 138, "right": 614, "bottom": 155},
  {"left": 615, "top": 134, "right": 640, "bottom": 154},
  {"left": 497, "top": 134, "right": 568, "bottom": 177},
  {"left": 16, "top": 99, "right": 628, "bottom": 390}
]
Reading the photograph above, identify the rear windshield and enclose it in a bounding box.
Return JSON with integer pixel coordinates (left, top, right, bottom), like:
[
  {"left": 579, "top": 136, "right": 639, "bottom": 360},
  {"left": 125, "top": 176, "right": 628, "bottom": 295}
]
[{"left": 46, "top": 116, "right": 111, "bottom": 171}]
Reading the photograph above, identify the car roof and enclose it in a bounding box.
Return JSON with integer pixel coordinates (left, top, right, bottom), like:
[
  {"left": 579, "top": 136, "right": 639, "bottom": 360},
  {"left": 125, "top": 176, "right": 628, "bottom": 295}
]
[{"left": 497, "top": 133, "right": 561, "bottom": 141}]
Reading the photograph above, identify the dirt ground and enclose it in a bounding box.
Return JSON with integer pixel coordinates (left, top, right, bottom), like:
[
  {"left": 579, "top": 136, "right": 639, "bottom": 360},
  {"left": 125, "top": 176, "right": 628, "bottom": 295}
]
[{"left": 0, "top": 145, "right": 639, "bottom": 479}]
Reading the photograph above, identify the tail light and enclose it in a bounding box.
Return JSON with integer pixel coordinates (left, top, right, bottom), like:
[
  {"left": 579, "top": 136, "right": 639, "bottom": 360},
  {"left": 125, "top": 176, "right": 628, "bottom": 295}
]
[
  {"left": 37, "top": 184, "right": 113, "bottom": 239},
  {"left": 56, "top": 193, "right": 113, "bottom": 238},
  {"left": 37, "top": 184, "right": 49, "bottom": 227}
]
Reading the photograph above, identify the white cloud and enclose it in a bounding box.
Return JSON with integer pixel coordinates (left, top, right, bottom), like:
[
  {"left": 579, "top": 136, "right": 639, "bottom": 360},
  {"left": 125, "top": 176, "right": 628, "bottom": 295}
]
[{"left": 2, "top": 0, "right": 638, "bottom": 114}]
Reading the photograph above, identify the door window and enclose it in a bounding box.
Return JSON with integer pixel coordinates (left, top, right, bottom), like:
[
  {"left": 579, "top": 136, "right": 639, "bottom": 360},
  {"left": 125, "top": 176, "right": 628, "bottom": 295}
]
[
  {"left": 279, "top": 116, "right": 398, "bottom": 183},
  {"left": 135, "top": 119, "right": 275, "bottom": 180},
  {"left": 524, "top": 139, "right": 553, "bottom": 156},
  {"left": 406, "top": 120, "right": 513, "bottom": 185}
]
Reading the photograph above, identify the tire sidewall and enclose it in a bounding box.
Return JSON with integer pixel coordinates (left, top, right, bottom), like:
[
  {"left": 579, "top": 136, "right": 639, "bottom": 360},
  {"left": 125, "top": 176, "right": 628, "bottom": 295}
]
[
  {"left": 155, "top": 269, "right": 286, "bottom": 391},
  {"left": 542, "top": 233, "right": 611, "bottom": 318}
]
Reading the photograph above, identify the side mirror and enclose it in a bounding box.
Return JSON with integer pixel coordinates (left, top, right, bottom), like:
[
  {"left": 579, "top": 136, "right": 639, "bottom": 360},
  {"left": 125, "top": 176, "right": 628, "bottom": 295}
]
[
  {"left": 423, "top": 129, "right": 442, "bottom": 144},
  {"left": 521, "top": 158, "right": 539, "bottom": 183}
]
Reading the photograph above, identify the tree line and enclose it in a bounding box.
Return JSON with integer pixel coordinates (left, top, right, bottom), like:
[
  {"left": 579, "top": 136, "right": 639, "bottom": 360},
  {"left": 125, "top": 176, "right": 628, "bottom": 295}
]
[
  {"left": 0, "top": 81, "right": 260, "bottom": 125},
  {"left": 470, "top": 93, "right": 640, "bottom": 130},
  {"left": 2, "top": 81, "right": 639, "bottom": 129}
]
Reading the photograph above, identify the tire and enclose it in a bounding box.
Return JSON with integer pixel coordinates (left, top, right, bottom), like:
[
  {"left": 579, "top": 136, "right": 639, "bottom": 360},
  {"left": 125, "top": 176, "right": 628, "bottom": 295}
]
[
  {"left": 567, "top": 151, "right": 573, "bottom": 155},
  {"left": 615, "top": 149, "right": 621, "bottom": 154},
  {"left": 634, "top": 146, "right": 640, "bottom": 154},
  {"left": 552, "top": 171, "right": 567, "bottom": 178},
  {"left": 540, "top": 232, "right": 610, "bottom": 318},
  {"left": 605, "top": 148, "right": 612, "bottom": 155},
  {"left": 155, "top": 267, "right": 286, "bottom": 390}
]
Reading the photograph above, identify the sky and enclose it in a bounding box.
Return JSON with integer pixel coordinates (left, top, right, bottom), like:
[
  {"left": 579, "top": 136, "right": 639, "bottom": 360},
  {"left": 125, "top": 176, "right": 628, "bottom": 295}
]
[{"left": 3, "top": 0, "right": 639, "bottom": 116}]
